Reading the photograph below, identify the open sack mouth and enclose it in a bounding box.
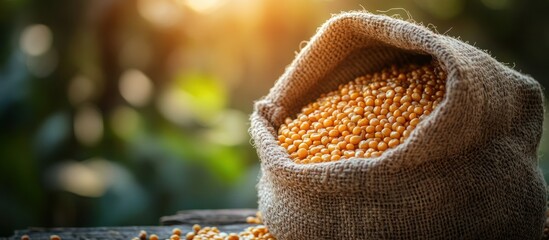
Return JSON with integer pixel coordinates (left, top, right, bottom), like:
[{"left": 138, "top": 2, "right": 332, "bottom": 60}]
[{"left": 276, "top": 59, "right": 446, "bottom": 164}]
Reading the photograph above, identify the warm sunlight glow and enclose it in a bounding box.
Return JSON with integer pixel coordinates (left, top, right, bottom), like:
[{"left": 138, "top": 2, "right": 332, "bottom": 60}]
[
  {"left": 137, "top": 0, "right": 182, "bottom": 28},
  {"left": 184, "top": 0, "right": 225, "bottom": 13}
]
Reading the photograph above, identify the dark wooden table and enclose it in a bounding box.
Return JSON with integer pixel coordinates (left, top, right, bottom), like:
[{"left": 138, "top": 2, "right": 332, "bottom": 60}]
[{"left": 6, "top": 209, "right": 258, "bottom": 240}]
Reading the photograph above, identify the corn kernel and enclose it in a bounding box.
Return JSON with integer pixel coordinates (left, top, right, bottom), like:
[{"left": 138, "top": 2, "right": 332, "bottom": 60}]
[
  {"left": 139, "top": 230, "right": 147, "bottom": 240},
  {"left": 170, "top": 234, "right": 180, "bottom": 240}
]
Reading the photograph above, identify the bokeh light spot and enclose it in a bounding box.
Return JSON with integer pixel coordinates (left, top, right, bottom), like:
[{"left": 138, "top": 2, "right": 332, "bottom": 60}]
[
  {"left": 68, "top": 75, "right": 94, "bottom": 106},
  {"left": 158, "top": 73, "right": 227, "bottom": 125},
  {"left": 137, "top": 0, "right": 182, "bottom": 28},
  {"left": 204, "top": 109, "right": 248, "bottom": 146},
  {"left": 74, "top": 105, "right": 104, "bottom": 146},
  {"left": 110, "top": 105, "right": 141, "bottom": 140},
  {"left": 175, "top": 73, "right": 227, "bottom": 124},
  {"left": 50, "top": 161, "right": 106, "bottom": 197},
  {"left": 25, "top": 49, "right": 58, "bottom": 78},
  {"left": 20, "top": 24, "right": 53, "bottom": 56},
  {"left": 119, "top": 69, "right": 154, "bottom": 107},
  {"left": 184, "top": 0, "right": 225, "bottom": 13},
  {"left": 157, "top": 87, "right": 194, "bottom": 126}
]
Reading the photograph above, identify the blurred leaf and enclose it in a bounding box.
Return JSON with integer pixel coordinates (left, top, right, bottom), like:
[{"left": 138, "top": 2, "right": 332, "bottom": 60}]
[
  {"left": 157, "top": 124, "right": 245, "bottom": 182},
  {"left": 0, "top": 0, "right": 27, "bottom": 22},
  {"left": 206, "top": 146, "right": 247, "bottom": 183},
  {"left": 0, "top": 52, "right": 29, "bottom": 117},
  {"left": 33, "top": 112, "right": 70, "bottom": 157},
  {"left": 0, "top": 190, "right": 37, "bottom": 234},
  {"left": 173, "top": 72, "right": 227, "bottom": 124},
  {"left": 91, "top": 159, "right": 151, "bottom": 226},
  {"left": 203, "top": 109, "right": 249, "bottom": 146},
  {"left": 0, "top": 134, "right": 44, "bottom": 230},
  {"left": 110, "top": 106, "right": 142, "bottom": 140}
]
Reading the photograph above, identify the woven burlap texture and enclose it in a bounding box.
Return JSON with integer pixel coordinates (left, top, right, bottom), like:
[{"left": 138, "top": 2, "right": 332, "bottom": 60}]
[{"left": 250, "top": 12, "right": 546, "bottom": 239}]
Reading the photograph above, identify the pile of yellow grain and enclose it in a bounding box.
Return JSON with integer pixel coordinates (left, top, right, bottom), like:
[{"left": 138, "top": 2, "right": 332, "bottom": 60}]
[{"left": 277, "top": 62, "right": 446, "bottom": 163}]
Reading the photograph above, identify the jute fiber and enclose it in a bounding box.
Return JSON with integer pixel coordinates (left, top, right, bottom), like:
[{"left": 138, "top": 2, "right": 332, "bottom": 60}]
[{"left": 249, "top": 12, "right": 546, "bottom": 239}]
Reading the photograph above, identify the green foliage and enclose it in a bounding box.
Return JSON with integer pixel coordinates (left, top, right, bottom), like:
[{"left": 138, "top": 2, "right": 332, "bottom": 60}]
[{"left": 173, "top": 72, "right": 227, "bottom": 123}]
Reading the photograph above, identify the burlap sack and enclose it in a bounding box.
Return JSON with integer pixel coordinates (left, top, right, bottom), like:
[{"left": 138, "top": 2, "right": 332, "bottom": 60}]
[{"left": 249, "top": 12, "right": 547, "bottom": 239}]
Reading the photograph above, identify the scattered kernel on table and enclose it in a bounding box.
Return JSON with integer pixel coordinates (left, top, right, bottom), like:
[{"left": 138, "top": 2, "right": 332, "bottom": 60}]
[
  {"left": 139, "top": 230, "right": 147, "bottom": 240},
  {"left": 246, "top": 211, "right": 263, "bottom": 224},
  {"left": 172, "top": 228, "right": 182, "bottom": 236},
  {"left": 181, "top": 223, "right": 275, "bottom": 240},
  {"left": 192, "top": 224, "right": 201, "bottom": 233},
  {"left": 26, "top": 218, "right": 276, "bottom": 240},
  {"left": 170, "top": 234, "right": 180, "bottom": 240},
  {"left": 49, "top": 235, "right": 61, "bottom": 240},
  {"left": 278, "top": 62, "right": 446, "bottom": 163}
]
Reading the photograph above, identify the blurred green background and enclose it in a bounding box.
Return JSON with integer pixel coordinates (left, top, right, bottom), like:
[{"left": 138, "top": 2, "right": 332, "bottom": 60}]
[{"left": 1, "top": 0, "right": 548, "bottom": 236}]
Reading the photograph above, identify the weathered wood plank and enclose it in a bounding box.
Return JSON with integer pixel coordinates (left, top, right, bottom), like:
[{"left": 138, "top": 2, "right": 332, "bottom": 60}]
[
  {"left": 7, "top": 209, "right": 259, "bottom": 240},
  {"left": 160, "top": 209, "right": 257, "bottom": 226},
  {"left": 8, "top": 224, "right": 255, "bottom": 240}
]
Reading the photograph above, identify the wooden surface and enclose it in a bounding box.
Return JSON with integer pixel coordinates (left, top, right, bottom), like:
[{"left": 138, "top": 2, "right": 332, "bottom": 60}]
[
  {"left": 7, "top": 209, "right": 258, "bottom": 240},
  {"left": 160, "top": 208, "right": 257, "bottom": 226}
]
